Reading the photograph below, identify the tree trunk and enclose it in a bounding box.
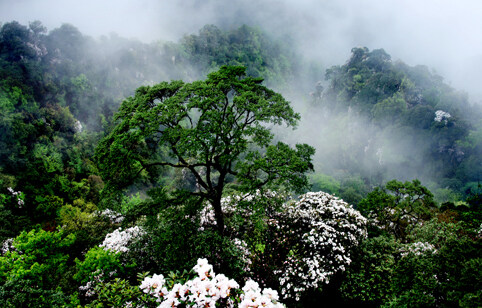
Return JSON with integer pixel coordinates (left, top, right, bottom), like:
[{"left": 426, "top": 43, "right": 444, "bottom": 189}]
[{"left": 211, "top": 196, "right": 225, "bottom": 235}]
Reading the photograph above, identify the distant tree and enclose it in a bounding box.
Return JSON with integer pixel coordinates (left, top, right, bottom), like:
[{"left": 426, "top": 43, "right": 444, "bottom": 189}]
[
  {"left": 28, "top": 20, "right": 47, "bottom": 36},
  {"left": 371, "top": 92, "right": 407, "bottom": 125},
  {"left": 180, "top": 24, "right": 297, "bottom": 87},
  {"left": 0, "top": 21, "right": 35, "bottom": 62},
  {"left": 358, "top": 179, "right": 436, "bottom": 239},
  {"left": 45, "top": 23, "right": 86, "bottom": 64},
  {"left": 96, "top": 66, "right": 314, "bottom": 233}
]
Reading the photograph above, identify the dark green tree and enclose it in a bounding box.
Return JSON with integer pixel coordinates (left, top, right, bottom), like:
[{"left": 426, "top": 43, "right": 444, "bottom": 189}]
[
  {"left": 358, "top": 179, "right": 436, "bottom": 239},
  {"left": 96, "top": 66, "right": 314, "bottom": 233}
]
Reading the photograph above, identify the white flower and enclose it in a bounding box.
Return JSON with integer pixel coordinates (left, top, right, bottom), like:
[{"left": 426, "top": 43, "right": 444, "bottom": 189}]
[
  {"left": 97, "top": 209, "right": 124, "bottom": 224},
  {"left": 274, "top": 191, "right": 367, "bottom": 300},
  {"left": 140, "top": 273, "right": 166, "bottom": 297},
  {"left": 140, "top": 258, "right": 284, "bottom": 307},
  {"left": 6, "top": 187, "right": 24, "bottom": 208},
  {"left": 75, "top": 120, "right": 83, "bottom": 133},
  {"left": 1, "top": 238, "right": 14, "bottom": 254},
  {"left": 99, "top": 226, "right": 144, "bottom": 253},
  {"left": 434, "top": 110, "right": 451, "bottom": 123},
  {"left": 401, "top": 241, "right": 437, "bottom": 257},
  {"left": 242, "top": 279, "right": 259, "bottom": 293},
  {"left": 193, "top": 257, "right": 215, "bottom": 280}
]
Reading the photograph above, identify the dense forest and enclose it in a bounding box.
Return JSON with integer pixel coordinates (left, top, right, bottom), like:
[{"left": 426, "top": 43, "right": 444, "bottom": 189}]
[{"left": 0, "top": 20, "right": 481, "bottom": 307}]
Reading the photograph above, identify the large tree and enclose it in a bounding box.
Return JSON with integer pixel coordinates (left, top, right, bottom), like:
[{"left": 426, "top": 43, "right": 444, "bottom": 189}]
[
  {"left": 96, "top": 66, "right": 314, "bottom": 233},
  {"left": 358, "top": 179, "right": 436, "bottom": 239}
]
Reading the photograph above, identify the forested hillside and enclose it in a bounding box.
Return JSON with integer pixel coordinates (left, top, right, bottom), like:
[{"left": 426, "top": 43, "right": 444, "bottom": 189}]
[
  {"left": 302, "top": 47, "right": 482, "bottom": 204},
  {"left": 0, "top": 21, "right": 480, "bottom": 307}
]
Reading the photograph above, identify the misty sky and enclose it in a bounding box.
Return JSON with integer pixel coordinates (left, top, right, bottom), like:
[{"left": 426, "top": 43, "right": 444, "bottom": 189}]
[{"left": 1, "top": 0, "right": 482, "bottom": 100}]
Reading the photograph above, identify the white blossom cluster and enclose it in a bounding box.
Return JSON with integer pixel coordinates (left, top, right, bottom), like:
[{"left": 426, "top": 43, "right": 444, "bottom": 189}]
[
  {"left": 99, "top": 226, "right": 144, "bottom": 253},
  {"left": 78, "top": 269, "right": 118, "bottom": 297},
  {"left": 79, "top": 279, "right": 96, "bottom": 297},
  {"left": 1, "top": 238, "right": 14, "bottom": 254},
  {"left": 200, "top": 190, "right": 279, "bottom": 228},
  {"left": 368, "top": 205, "right": 422, "bottom": 236},
  {"left": 233, "top": 238, "right": 252, "bottom": 272},
  {"left": 26, "top": 41, "right": 47, "bottom": 58},
  {"left": 400, "top": 241, "right": 437, "bottom": 257},
  {"left": 241, "top": 280, "right": 282, "bottom": 308},
  {"left": 7, "top": 187, "right": 24, "bottom": 208},
  {"left": 199, "top": 190, "right": 281, "bottom": 272},
  {"left": 434, "top": 110, "right": 451, "bottom": 123},
  {"left": 74, "top": 120, "right": 83, "bottom": 133},
  {"left": 79, "top": 269, "right": 104, "bottom": 297},
  {"left": 275, "top": 192, "right": 367, "bottom": 300},
  {"left": 140, "top": 258, "right": 284, "bottom": 308},
  {"left": 97, "top": 209, "right": 124, "bottom": 224}
]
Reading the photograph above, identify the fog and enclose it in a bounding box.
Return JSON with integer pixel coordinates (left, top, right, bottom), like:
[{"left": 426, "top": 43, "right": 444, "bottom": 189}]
[
  {"left": 2, "top": 0, "right": 482, "bottom": 100},
  {"left": 1, "top": 0, "right": 481, "bottom": 196}
]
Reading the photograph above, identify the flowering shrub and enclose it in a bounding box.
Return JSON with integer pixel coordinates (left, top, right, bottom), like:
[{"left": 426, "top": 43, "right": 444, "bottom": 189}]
[
  {"left": 100, "top": 226, "right": 144, "bottom": 253},
  {"left": 273, "top": 192, "right": 367, "bottom": 300},
  {"left": 97, "top": 208, "right": 124, "bottom": 224},
  {"left": 434, "top": 110, "right": 451, "bottom": 123},
  {"left": 1, "top": 238, "right": 14, "bottom": 254},
  {"left": 200, "top": 190, "right": 281, "bottom": 230},
  {"left": 76, "top": 226, "right": 143, "bottom": 297},
  {"left": 400, "top": 241, "right": 437, "bottom": 257},
  {"left": 199, "top": 190, "right": 285, "bottom": 274},
  {"left": 0, "top": 228, "right": 76, "bottom": 290},
  {"left": 200, "top": 190, "right": 367, "bottom": 301},
  {"left": 75, "top": 245, "right": 138, "bottom": 300},
  {"left": 140, "top": 258, "right": 284, "bottom": 307},
  {"left": 6, "top": 187, "right": 24, "bottom": 208},
  {"left": 78, "top": 269, "right": 105, "bottom": 297}
]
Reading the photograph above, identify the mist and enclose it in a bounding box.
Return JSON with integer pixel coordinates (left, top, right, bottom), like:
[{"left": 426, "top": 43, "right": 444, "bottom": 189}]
[
  {"left": 1, "top": 0, "right": 481, "bottom": 199},
  {"left": 2, "top": 0, "right": 482, "bottom": 100}
]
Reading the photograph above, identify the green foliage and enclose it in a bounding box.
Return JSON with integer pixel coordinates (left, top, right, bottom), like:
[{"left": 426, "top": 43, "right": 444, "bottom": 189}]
[
  {"left": 126, "top": 202, "right": 199, "bottom": 274},
  {"left": 0, "top": 20, "right": 109, "bottom": 238},
  {"left": 74, "top": 246, "right": 134, "bottom": 285},
  {"left": 339, "top": 176, "right": 369, "bottom": 206},
  {"left": 96, "top": 65, "right": 314, "bottom": 233},
  {"left": 309, "top": 173, "right": 340, "bottom": 195},
  {"left": 85, "top": 276, "right": 157, "bottom": 308},
  {"left": 180, "top": 24, "right": 297, "bottom": 87},
  {"left": 35, "top": 194, "right": 64, "bottom": 218},
  {"left": 58, "top": 199, "right": 98, "bottom": 232},
  {"left": 341, "top": 235, "right": 399, "bottom": 305},
  {"left": 358, "top": 179, "right": 436, "bottom": 238},
  {"left": 342, "top": 185, "right": 482, "bottom": 308},
  {"left": 119, "top": 193, "right": 144, "bottom": 216},
  {"left": 0, "top": 228, "right": 76, "bottom": 304},
  {"left": 321, "top": 47, "right": 481, "bottom": 195},
  {"left": 457, "top": 258, "right": 482, "bottom": 307},
  {"left": 371, "top": 92, "right": 407, "bottom": 125},
  {"left": 341, "top": 215, "right": 482, "bottom": 307},
  {"left": 0, "top": 277, "right": 70, "bottom": 308},
  {"left": 386, "top": 251, "right": 439, "bottom": 307},
  {"left": 126, "top": 191, "right": 248, "bottom": 281},
  {"left": 236, "top": 142, "right": 315, "bottom": 194},
  {"left": 390, "top": 218, "right": 481, "bottom": 307}
]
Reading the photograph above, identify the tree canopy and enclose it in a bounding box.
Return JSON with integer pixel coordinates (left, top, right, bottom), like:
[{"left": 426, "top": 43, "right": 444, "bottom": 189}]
[
  {"left": 96, "top": 65, "right": 314, "bottom": 232},
  {"left": 358, "top": 179, "right": 436, "bottom": 239},
  {"left": 1, "top": 20, "right": 481, "bottom": 306}
]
